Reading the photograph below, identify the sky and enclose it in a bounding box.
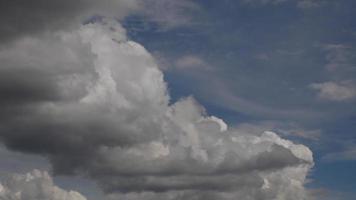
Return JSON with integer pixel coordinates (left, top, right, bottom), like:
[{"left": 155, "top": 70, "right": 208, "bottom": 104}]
[{"left": 0, "top": 0, "right": 355, "bottom": 200}]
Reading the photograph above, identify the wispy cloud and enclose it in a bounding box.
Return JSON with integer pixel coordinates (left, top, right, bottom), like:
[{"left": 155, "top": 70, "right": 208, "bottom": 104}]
[
  {"left": 174, "top": 55, "right": 213, "bottom": 70},
  {"left": 197, "top": 78, "right": 324, "bottom": 121},
  {"left": 309, "top": 81, "right": 356, "bottom": 102},
  {"left": 233, "top": 121, "right": 321, "bottom": 141}
]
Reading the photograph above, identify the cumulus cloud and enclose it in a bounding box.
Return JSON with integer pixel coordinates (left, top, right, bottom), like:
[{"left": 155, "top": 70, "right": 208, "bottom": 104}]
[
  {"left": 0, "top": 18, "right": 313, "bottom": 199},
  {"left": 309, "top": 81, "right": 356, "bottom": 101},
  {"left": 0, "top": 170, "right": 87, "bottom": 200}
]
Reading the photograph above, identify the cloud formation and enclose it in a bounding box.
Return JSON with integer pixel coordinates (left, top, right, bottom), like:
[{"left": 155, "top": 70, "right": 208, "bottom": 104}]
[
  {"left": 0, "top": 17, "right": 313, "bottom": 200},
  {"left": 0, "top": 170, "right": 87, "bottom": 200}
]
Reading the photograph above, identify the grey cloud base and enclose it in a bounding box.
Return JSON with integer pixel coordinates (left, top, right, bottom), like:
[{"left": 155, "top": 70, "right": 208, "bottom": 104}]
[{"left": 0, "top": 20, "right": 313, "bottom": 199}]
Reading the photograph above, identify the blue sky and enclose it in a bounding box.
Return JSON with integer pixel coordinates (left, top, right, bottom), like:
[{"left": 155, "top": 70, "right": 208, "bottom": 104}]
[{"left": 122, "top": 0, "right": 356, "bottom": 198}]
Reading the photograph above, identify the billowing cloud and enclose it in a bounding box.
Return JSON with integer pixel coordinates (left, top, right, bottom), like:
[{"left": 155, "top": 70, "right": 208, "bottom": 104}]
[
  {"left": 309, "top": 81, "right": 356, "bottom": 101},
  {"left": 0, "top": 18, "right": 313, "bottom": 199},
  {"left": 0, "top": 170, "right": 87, "bottom": 200}
]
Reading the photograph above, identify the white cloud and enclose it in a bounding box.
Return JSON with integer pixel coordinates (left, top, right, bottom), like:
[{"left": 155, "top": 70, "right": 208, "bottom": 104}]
[
  {"left": 0, "top": 170, "right": 87, "bottom": 200},
  {"left": 0, "top": 19, "right": 314, "bottom": 200},
  {"left": 309, "top": 81, "right": 356, "bottom": 101}
]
